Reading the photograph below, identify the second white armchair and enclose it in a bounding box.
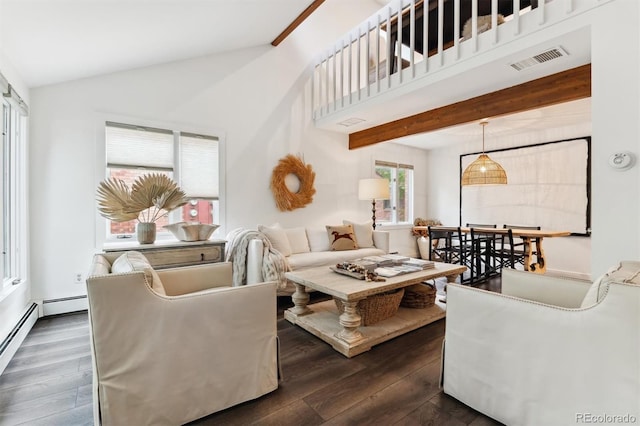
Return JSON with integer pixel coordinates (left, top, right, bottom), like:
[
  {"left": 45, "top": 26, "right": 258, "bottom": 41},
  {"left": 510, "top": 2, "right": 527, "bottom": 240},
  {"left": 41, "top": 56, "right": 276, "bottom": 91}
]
[{"left": 442, "top": 263, "right": 640, "bottom": 426}]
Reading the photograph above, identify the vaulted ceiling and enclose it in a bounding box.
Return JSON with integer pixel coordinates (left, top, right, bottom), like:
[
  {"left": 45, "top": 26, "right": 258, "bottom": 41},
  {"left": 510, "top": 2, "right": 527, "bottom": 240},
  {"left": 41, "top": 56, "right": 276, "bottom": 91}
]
[{"left": 0, "top": 0, "right": 324, "bottom": 88}]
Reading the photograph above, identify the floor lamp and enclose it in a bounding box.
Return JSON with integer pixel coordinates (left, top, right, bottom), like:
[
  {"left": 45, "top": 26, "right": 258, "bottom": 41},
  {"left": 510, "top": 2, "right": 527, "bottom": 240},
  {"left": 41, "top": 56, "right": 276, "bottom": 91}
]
[{"left": 358, "top": 178, "right": 390, "bottom": 230}]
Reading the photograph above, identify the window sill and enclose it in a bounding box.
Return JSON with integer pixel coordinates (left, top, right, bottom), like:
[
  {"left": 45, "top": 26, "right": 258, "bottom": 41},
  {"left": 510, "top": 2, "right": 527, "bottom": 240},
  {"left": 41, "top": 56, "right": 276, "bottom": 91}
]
[{"left": 0, "top": 278, "right": 27, "bottom": 305}]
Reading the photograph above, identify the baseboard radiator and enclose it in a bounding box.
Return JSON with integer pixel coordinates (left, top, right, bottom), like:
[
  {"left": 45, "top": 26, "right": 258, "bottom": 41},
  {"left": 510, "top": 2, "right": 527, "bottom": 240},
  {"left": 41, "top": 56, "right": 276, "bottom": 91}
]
[
  {"left": 0, "top": 302, "right": 38, "bottom": 376},
  {"left": 42, "top": 295, "right": 88, "bottom": 317}
]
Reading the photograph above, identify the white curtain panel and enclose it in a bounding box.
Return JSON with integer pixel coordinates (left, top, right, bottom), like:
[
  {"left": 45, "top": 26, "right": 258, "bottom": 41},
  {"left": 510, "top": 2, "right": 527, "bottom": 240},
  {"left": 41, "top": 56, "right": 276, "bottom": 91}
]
[{"left": 461, "top": 138, "right": 589, "bottom": 233}]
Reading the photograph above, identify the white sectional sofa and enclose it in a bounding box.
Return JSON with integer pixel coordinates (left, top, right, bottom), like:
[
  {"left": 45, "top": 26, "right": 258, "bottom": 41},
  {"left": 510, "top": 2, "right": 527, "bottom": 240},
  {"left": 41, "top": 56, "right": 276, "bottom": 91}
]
[{"left": 246, "top": 221, "right": 390, "bottom": 295}]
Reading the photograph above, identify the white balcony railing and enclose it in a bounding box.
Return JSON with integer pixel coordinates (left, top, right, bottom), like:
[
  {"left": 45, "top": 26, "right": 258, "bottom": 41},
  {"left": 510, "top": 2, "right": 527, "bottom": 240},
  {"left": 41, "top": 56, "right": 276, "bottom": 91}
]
[{"left": 312, "top": 0, "right": 608, "bottom": 123}]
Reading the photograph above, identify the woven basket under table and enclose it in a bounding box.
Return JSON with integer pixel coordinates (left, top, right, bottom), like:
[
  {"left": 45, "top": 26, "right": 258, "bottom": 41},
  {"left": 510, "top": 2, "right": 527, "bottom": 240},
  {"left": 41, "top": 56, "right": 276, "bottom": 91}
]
[
  {"left": 334, "top": 288, "right": 405, "bottom": 326},
  {"left": 400, "top": 282, "right": 437, "bottom": 309}
]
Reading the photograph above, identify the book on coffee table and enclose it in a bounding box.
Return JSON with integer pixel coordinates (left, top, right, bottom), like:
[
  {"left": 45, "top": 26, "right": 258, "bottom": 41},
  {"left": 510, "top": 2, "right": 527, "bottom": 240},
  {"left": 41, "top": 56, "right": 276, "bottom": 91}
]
[{"left": 402, "top": 258, "right": 435, "bottom": 269}]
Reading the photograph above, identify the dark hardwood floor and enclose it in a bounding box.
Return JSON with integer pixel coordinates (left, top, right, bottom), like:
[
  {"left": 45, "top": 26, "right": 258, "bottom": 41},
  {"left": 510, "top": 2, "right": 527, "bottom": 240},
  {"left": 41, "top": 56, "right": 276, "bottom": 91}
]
[{"left": 0, "top": 277, "right": 502, "bottom": 426}]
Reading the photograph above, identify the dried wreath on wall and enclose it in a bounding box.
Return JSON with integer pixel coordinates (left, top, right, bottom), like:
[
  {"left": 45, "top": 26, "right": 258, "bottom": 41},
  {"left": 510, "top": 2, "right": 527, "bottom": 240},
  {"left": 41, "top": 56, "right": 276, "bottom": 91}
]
[{"left": 270, "top": 154, "right": 316, "bottom": 211}]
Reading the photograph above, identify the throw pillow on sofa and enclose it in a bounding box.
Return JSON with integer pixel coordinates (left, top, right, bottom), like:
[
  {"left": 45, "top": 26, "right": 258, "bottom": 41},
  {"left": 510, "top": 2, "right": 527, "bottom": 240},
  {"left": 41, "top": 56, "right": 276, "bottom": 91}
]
[
  {"left": 306, "top": 227, "right": 331, "bottom": 252},
  {"left": 111, "top": 251, "right": 166, "bottom": 296},
  {"left": 285, "top": 227, "right": 311, "bottom": 254},
  {"left": 343, "top": 220, "right": 374, "bottom": 248},
  {"left": 326, "top": 224, "right": 358, "bottom": 251},
  {"left": 258, "top": 223, "right": 292, "bottom": 256}
]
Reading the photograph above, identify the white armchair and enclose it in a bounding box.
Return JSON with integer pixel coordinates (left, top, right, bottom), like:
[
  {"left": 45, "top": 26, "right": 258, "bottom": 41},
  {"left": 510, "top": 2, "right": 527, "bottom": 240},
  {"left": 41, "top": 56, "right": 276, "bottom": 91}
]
[
  {"left": 86, "top": 253, "right": 279, "bottom": 426},
  {"left": 442, "top": 264, "right": 640, "bottom": 426}
]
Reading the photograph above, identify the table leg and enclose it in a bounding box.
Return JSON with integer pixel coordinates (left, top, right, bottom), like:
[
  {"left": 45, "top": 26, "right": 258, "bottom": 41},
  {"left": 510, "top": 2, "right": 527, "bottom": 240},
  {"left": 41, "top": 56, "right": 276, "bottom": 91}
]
[
  {"left": 336, "top": 300, "right": 364, "bottom": 344},
  {"left": 439, "top": 274, "right": 458, "bottom": 303},
  {"left": 528, "top": 237, "right": 547, "bottom": 274},
  {"left": 521, "top": 237, "right": 534, "bottom": 272},
  {"left": 289, "top": 283, "right": 311, "bottom": 315}
]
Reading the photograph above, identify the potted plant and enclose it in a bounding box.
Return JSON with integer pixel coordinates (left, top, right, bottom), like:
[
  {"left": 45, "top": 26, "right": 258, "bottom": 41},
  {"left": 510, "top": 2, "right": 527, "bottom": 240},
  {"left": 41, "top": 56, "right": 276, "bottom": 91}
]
[{"left": 96, "top": 173, "right": 189, "bottom": 244}]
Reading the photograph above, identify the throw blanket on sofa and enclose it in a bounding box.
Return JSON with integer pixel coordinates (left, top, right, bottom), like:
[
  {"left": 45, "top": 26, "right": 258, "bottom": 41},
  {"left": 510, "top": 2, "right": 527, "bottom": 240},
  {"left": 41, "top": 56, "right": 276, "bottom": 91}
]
[{"left": 225, "top": 228, "right": 289, "bottom": 289}]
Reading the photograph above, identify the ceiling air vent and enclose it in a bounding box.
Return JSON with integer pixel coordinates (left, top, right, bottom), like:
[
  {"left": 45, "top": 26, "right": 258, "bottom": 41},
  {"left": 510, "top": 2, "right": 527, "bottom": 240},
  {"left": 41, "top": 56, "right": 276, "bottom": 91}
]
[
  {"left": 509, "top": 46, "right": 569, "bottom": 71},
  {"left": 337, "top": 117, "right": 366, "bottom": 127}
]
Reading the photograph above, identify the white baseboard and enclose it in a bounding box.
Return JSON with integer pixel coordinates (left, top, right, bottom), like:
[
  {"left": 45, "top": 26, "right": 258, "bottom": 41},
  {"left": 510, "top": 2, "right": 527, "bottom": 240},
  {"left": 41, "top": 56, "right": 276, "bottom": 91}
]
[
  {"left": 545, "top": 268, "right": 591, "bottom": 282},
  {"left": 0, "top": 303, "right": 38, "bottom": 376},
  {"left": 42, "top": 295, "right": 88, "bottom": 316}
]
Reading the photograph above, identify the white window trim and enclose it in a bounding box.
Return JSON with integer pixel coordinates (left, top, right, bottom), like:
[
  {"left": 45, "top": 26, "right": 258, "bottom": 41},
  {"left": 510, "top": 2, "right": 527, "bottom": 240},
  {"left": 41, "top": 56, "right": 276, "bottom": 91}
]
[
  {"left": 1, "top": 96, "right": 29, "bottom": 292},
  {"left": 94, "top": 114, "right": 226, "bottom": 249}
]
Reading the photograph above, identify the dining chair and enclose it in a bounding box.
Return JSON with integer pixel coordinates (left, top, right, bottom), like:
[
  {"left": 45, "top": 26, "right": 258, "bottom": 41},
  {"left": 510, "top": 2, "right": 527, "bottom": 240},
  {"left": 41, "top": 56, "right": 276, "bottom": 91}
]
[
  {"left": 465, "top": 224, "right": 498, "bottom": 282},
  {"left": 428, "top": 226, "right": 473, "bottom": 283},
  {"left": 502, "top": 224, "right": 541, "bottom": 268},
  {"left": 469, "top": 228, "right": 515, "bottom": 283}
]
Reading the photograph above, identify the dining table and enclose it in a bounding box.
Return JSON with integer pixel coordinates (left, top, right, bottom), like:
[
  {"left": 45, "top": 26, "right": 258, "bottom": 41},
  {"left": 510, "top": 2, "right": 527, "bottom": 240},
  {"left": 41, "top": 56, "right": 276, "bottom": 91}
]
[{"left": 412, "top": 226, "right": 571, "bottom": 274}]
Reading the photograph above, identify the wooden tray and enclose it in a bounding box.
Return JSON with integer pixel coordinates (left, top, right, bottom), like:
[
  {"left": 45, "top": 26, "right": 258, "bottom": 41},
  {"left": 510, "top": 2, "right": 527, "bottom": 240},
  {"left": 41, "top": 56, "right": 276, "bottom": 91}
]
[{"left": 330, "top": 266, "right": 365, "bottom": 280}]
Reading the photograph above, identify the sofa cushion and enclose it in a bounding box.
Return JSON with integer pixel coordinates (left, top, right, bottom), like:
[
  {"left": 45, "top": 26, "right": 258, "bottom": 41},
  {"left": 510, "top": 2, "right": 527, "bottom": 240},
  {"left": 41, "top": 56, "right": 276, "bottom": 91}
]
[
  {"left": 306, "top": 227, "right": 331, "bottom": 252},
  {"left": 90, "top": 255, "right": 112, "bottom": 276},
  {"left": 285, "top": 227, "right": 310, "bottom": 254},
  {"left": 581, "top": 261, "right": 640, "bottom": 307},
  {"left": 258, "top": 223, "right": 292, "bottom": 257},
  {"left": 326, "top": 224, "right": 358, "bottom": 251},
  {"left": 343, "top": 220, "right": 374, "bottom": 248},
  {"left": 111, "top": 251, "right": 166, "bottom": 296},
  {"left": 288, "top": 247, "right": 386, "bottom": 270}
]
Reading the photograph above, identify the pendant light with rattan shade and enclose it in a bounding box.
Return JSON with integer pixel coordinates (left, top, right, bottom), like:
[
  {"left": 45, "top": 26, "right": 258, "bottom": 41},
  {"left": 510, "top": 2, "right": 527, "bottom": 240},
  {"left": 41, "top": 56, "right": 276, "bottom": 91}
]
[{"left": 461, "top": 121, "right": 507, "bottom": 186}]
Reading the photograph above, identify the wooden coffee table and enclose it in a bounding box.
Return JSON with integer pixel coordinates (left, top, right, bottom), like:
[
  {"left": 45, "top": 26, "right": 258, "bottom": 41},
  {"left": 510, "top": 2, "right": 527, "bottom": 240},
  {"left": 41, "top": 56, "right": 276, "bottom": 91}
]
[{"left": 284, "top": 262, "right": 466, "bottom": 357}]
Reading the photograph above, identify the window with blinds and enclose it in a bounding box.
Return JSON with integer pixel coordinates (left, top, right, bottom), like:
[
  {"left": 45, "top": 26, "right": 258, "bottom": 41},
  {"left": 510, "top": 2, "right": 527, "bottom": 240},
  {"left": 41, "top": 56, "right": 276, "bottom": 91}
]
[
  {"left": 374, "top": 160, "right": 414, "bottom": 225},
  {"left": 104, "top": 121, "right": 221, "bottom": 240}
]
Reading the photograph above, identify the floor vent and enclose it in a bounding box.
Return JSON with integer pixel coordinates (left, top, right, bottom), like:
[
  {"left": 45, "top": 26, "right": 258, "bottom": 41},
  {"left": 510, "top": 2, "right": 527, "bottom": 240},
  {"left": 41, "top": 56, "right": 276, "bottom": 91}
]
[{"left": 510, "top": 46, "right": 569, "bottom": 71}]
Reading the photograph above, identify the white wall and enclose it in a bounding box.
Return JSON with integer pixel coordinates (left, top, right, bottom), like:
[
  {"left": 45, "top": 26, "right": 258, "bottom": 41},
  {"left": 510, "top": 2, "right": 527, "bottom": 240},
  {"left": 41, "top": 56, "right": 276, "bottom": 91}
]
[
  {"left": 590, "top": 0, "right": 640, "bottom": 276},
  {"left": 27, "top": 0, "right": 426, "bottom": 303}
]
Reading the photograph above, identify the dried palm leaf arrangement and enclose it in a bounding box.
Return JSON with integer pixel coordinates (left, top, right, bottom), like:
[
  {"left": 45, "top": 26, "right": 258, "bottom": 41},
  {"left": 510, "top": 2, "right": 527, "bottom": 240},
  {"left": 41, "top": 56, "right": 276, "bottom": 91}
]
[
  {"left": 96, "top": 173, "right": 189, "bottom": 223},
  {"left": 270, "top": 154, "right": 316, "bottom": 211}
]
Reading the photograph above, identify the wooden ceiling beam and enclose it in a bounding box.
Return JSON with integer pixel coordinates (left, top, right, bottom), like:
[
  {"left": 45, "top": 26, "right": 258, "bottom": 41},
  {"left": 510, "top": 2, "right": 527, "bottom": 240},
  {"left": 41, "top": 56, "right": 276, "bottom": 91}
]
[
  {"left": 271, "top": 0, "right": 325, "bottom": 46},
  {"left": 349, "top": 64, "right": 591, "bottom": 149}
]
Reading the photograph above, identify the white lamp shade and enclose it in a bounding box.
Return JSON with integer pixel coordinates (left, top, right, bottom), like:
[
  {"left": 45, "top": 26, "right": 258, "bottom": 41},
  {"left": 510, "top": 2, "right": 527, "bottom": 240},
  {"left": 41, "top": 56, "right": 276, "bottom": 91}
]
[{"left": 358, "top": 178, "right": 390, "bottom": 200}]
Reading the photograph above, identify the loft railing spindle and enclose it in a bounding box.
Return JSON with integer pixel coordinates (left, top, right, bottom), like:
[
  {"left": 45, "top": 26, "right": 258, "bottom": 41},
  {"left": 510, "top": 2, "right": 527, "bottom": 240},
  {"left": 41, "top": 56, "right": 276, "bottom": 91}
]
[
  {"left": 471, "top": 0, "right": 478, "bottom": 52},
  {"left": 398, "top": 2, "right": 403, "bottom": 84},
  {"left": 423, "top": 0, "right": 428, "bottom": 72},
  {"left": 340, "top": 41, "right": 345, "bottom": 107},
  {"left": 454, "top": 0, "right": 460, "bottom": 59},
  {"left": 376, "top": 14, "right": 381, "bottom": 92},
  {"left": 386, "top": 6, "right": 392, "bottom": 88},
  {"left": 438, "top": 0, "right": 444, "bottom": 65},
  {"left": 491, "top": 0, "right": 498, "bottom": 44},
  {"left": 357, "top": 27, "right": 361, "bottom": 101},
  {"left": 513, "top": 0, "right": 520, "bottom": 35},
  {"left": 410, "top": 1, "right": 415, "bottom": 78},
  {"left": 332, "top": 47, "right": 337, "bottom": 111}
]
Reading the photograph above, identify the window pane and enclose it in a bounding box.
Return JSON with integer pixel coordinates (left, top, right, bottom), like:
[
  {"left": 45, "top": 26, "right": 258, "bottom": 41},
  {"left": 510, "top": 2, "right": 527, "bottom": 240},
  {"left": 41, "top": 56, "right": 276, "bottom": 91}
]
[
  {"left": 106, "top": 122, "right": 173, "bottom": 170},
  {"left": 2, "top": 103, "right": 9, "bottom": 280},
  {"left": 180, "top": 199, "right": 220, "bottom": 225},
  {"left": 179, "top": 133, "right": 219, "bottom": 199},
  {"left": 2, "top": 102, "right": 24, "bottom": 283},
  {"left": 397, "top": 168, "right": 413, "bottom": 223},
  {"left": 374, "top": 166, "right": 393, "bottom": 223}
]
